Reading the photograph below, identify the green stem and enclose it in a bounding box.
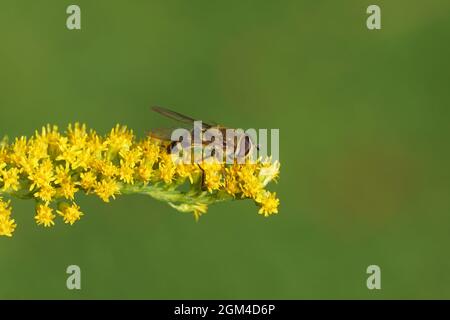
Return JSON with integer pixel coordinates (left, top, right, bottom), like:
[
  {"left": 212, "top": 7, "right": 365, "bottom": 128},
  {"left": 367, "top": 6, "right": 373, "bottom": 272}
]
[{"left": 120, "top": 183, "right": 233, "bottom": 205}]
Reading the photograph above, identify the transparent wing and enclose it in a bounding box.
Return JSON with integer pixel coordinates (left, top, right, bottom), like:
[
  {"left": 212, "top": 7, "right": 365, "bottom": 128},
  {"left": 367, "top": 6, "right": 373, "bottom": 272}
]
[
  {"left": 147, "top": 127, "right": 179, "bottom": 142},
  {"left": 151, "top": 106, "right": 214, "bottom": 128}
]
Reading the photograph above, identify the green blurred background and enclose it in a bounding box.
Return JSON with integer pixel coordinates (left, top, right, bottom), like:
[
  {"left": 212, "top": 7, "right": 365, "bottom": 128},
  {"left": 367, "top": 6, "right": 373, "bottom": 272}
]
[{"left": 1, "top": 0, "right": 449, "bottom": 299}]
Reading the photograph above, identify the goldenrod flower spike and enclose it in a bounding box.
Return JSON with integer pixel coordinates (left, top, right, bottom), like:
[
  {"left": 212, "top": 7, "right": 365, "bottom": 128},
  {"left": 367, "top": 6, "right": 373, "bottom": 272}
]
[{"left": 0, "top": 124, "right": 280, "bottom": 237}]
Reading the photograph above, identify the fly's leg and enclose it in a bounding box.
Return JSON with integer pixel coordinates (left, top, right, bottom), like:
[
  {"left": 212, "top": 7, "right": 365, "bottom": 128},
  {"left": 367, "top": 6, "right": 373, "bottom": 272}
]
[
  {"left": 197, "top": 163, "right": 206, "bottom": 190},
  {"left": 166, "top": 141, "right": 177, "bottom": 154}
]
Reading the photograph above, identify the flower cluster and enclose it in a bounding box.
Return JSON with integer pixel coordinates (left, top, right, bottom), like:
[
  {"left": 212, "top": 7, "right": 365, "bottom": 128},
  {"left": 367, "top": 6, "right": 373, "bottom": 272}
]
[{"left": 0, "top": 124, "right": 280, "bottom": 237}]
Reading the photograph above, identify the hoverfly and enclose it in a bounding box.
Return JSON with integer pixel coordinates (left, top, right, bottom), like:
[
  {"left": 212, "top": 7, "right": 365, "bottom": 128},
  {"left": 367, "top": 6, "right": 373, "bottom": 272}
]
[{"left": 149, "top": 106, "right": 257, "bottom": 164}]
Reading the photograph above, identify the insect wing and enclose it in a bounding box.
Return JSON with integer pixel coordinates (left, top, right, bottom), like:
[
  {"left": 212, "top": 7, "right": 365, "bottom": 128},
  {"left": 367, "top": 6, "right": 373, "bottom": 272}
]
[
  {"left": 147, "top": 127, "right": 179, "bottom": 142},
  {"left": 151, "top": 106, "right": 214, "bottom": 129}
]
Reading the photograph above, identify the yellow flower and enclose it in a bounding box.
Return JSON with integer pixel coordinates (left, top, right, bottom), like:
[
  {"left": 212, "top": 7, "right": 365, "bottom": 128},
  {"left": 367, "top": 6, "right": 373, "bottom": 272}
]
[
  {"left": 256, "top": 191, "right": 279, "bottom": 217},
  {"left": 28, "top": 159, "right": 55, "bottom": 191},
  {"left": 236, "top": 162, "right": 263, "bottom": 198},
  {"left": 104, "top": 124, "right": 134, "bottom": 154},
  {"left": 84, "top": 132, "right": 106, "bottom": 162},
  {"left": 67, "top": 123, "right": 88, "bottom": 147},
  {"left": 118, "top": 160, "right": 135, "bottom": 184},
  {"left": 34, "top": 184, "right": 56, "bottom": 202},
  {"left": 202, "top": 161, "right": 223, "bottom": 192},
  {"left": 1, "top": 167, "right": 21, "bottom": 191},
  {"left": 80, "top": 171, "right": 97, "bottom": 191},
  {"left": 0, "top": 147, "right": 8, "bottom": 164},
  {"left": 0, "top": 198, "right": 12, "bottom": 218},
  {"left": 96, "top": 160, "right": 118, "bottom": 178},
  {"left": 137, "top": 162, "right": 153, "bottom": 184},
  {"left": 140, "top": 138, "right": 161, "bottom": 164},
  {"left": 54, "top": 165, "right": 78, "bottom": 200},
  {"left": 0, "top": 199, "right": 15, "bottom": 236},
  {"left": 119, "top": 147, "right": 142, "bottom": 168},
  {"left": 35, "top": 124, "right": 61, "bottom": 150},
  {"left": 159, "top": 154, "right": 176, "bottom": 184},
  {"left": 95, "top": 179, "right": 120, "bottom": 202},
  {"left": 258, "top": 158, "right": 280, "bottom": 186},
  {"left": 54, "top": 164, "right": 71, "bottom": 185},
  {"left": 58, "top": 181, "right": 78, "bottom": 200},
  {"left": 35, "top": 203, "right": 56, "bottom": 227},
  {"left": 224, "top": 166, "right": 240, "bottom": 196},
  {"left": 56, "top": 144, "right": 82, "bottom": 168},
  {"left": 176, "top": 163, "right": 198, "bottom": 184},
  {"left": 57, "top": 203, "right": 83, "bottom": 225},
  {"left": 224, "top": 176, "right": 239, "bottom": 196},
  {"left": 240, "top": 175, "right": 263, "bottom": 199},
  {"left": 0, "top": 216, "right": 16, "bottom": 237},
  {"left": 27, "top": 138, "right": 49, "bottom": 163},
  {"left": 9, "top": 137, "right": 28, "bottom": 167}
]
